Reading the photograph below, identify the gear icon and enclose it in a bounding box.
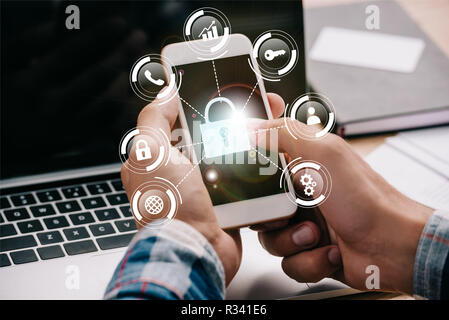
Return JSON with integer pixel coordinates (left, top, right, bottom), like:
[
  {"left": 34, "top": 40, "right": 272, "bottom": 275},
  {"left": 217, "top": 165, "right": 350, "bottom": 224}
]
[
  {"left": 300, "top": 174, "right": 313, "bottom": 186},
  {"left": 304, "top": 185, "right": 315, "bottom": 196}
]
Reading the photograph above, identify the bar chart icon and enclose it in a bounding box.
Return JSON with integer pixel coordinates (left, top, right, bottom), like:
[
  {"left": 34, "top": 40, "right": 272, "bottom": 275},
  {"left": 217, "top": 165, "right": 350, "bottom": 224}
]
[{"left": 199, "top": 20, "right": 219, "bottom": 41}]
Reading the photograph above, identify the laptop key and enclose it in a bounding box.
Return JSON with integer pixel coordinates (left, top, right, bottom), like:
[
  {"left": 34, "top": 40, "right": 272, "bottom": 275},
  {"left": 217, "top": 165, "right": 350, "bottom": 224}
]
[
  {"left": 89, "top": 223, "right": 115, "bottom": 236},
  {"left": 0, "top": 214, "right": 4, "bottom": 223},
  {"left": 30, "top": 204, "right": 56, "bottom": 217},
  {"left": 36, "top": 190, "right": 62, "bottom": 202},
  {"left": 17, "top": 220, "right": 44, "bottom": 233},
  {"left": 82, "top": 197, "right": 106, "bottom": 209},
  {"left": 94, "top": 208, "right": 120, "bottom": 221},
  {"left": 10, "top": 193, "right": 36, "bottom": 206},
  {"left": 106, "top": 193, "right": 128, "bottom": 206},
  {"left": 110, "top": 180, "right": 124, "bottom": 191},
  {"left": 87, "top": 183, "right": 111, "bottom": 195},
  {"left": 96, "top": 233, "right": 135, "bottom": 250},
  {"left": 115, "top": 219, "right": 137, "bottom": 233},
  {"left": 119, "top": 205, "right": 133, "bottom": 217},
  {"left": 1, "top": 197, "right": 11, "bottom": 209},
  {"left": 37, "top": 245, "right": 65, "bottom": 260},
  {"left": 10, "top": 249, "right": 38, "bottom": 264},
  {"left": 69, "top": 212, "right": 95, "bottom": 225},
  {"left": 64, "top": 240, "right": 97, "bottom": 255},
  {"left": 37, "top": 231, "right": 64, "bottom": 245},
  {"left": 43, "top": 216, "right": 69, "bottom": 229},
  {"left": 56, "top": 200, "right": 81, "bottom": 213},
  {"left": 0, "top": 224, "right": 17, "bottom": 237},
  {"left": 0, "top": 235, "right": 37, "bottom": 252},
  {"left": 61, "top": 186, "right": 87, "bottom": 199},
  {"left": 63, "top": 227, "right": 89, "bottom": 241},
  {"left": 0, "top": 253, "right": 11, "bottom": 267},
  {"left": 4, "top": 208, "right": 30, "bottom": 221}
]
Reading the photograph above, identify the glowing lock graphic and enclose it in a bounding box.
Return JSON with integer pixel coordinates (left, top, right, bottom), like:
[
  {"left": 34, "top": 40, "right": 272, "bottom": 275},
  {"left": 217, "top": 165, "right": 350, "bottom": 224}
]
[{"left": 200, "top": 97, "right": 250, "bottom": 159}]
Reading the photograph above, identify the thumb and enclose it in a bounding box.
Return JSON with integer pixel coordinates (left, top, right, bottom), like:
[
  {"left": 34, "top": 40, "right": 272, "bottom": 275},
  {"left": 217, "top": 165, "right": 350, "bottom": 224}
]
[
  {"left": 247, "top": 117, "right": 339, "bottom": 163},
  {"left": 137, "top": 87, "right": 179, "bottom": 137},
  {"left": 247, "top": 118, "right": 304, "bottom": 159}
]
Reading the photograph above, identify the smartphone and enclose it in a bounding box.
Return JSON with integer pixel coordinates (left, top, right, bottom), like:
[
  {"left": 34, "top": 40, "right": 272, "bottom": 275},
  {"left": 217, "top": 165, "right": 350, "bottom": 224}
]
[{"left": 162, "top": 34, "right": 296, "bottom": 229}]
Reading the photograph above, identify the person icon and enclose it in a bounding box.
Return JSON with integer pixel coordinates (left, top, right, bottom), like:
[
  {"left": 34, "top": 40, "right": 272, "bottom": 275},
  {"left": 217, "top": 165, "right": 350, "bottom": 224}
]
[{"left": 306, "top": 107, "right": 322, "bottom": 126}]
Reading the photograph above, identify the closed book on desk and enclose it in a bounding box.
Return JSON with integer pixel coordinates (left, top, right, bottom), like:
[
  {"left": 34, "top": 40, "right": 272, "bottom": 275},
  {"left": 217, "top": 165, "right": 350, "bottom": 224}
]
[{"left": 305, "top": 0, "right": 449, "bottom": 136}]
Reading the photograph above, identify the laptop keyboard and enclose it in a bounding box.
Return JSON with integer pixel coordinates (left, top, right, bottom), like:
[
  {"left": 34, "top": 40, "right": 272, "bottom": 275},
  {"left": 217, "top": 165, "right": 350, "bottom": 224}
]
[{"left": 0, "top": 176, "right": 136, "bottom": 267}]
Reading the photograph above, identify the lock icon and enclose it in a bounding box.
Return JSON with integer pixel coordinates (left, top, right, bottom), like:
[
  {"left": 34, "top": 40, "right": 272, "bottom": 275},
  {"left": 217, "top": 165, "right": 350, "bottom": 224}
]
[
  {"left": 200, "top": 97, "right": 251, "bottom": 159},
  {"left": 135, "top": 139, "right": 152, "bottom": 161}
]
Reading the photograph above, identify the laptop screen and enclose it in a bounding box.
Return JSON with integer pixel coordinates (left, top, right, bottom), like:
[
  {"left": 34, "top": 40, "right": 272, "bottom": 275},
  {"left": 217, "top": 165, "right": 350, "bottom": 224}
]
[{"left": 0, "top": 0, "right": 305, "bottom": 180}]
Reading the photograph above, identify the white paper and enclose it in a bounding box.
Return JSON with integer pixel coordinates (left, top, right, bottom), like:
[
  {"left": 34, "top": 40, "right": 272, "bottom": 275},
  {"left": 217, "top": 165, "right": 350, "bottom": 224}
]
[
  {"left": 398, "top": 126, "right": 449, "bottom": 164},
  {"left": 310, "top": 27, "right": 425, "bottom": 73},
  {"left": 365, "top": 126, "right": 449, "bottom": 210}
]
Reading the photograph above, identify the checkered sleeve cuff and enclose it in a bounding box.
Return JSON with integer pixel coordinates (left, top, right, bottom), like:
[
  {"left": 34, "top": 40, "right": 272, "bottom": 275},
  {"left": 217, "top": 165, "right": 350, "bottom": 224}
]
[
  {"left": 104, "top": 219, "right": 225, "bottom": 300},
  {"left": 413, "top": 210, "right": 449, "bottom": 300}
]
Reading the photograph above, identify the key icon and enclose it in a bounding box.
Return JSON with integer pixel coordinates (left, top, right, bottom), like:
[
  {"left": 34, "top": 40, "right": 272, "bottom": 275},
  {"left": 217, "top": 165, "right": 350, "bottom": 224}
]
[
  {"left": 264, "top": 49, "right": 286, "bottom": 61},
  {"left": 219, "top": 126, "right": 229, "bottom": 147}
]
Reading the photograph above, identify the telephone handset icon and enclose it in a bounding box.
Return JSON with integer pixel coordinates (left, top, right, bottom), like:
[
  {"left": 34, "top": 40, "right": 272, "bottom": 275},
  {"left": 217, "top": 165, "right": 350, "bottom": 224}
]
[{"left": 144, "top": 70, "right": 165, "bottom": 86}]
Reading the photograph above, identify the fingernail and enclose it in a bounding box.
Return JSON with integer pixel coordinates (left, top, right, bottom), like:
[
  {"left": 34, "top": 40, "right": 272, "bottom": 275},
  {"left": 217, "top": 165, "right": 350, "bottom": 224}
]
[
  {"left": 328, "top": 247, "right": 342, "bottom": 266},
  {"left": 291, "top": 225, "right": 315, "bottom": 247}
]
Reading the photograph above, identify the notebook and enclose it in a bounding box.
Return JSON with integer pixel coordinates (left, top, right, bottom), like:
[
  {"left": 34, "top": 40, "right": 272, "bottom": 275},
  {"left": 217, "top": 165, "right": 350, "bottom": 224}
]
[{"left": 305, "top": 0, "right": 449, "bottom": 136}]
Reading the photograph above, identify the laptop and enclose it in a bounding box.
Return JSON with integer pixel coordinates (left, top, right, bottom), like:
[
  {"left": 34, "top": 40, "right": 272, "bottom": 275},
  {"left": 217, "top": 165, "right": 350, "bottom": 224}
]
[{"left": 0, "top": 0, "right": 350, "bottom": 299}]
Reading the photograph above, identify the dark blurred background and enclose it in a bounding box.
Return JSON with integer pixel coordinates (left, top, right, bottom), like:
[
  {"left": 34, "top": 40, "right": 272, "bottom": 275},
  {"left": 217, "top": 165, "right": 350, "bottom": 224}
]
[{"left": 1, "top": 0, "right": 305, "bottom": 179}]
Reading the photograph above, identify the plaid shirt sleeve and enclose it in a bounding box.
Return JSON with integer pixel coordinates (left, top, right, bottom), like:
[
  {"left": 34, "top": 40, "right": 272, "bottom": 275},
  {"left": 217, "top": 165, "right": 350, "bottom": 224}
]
[
  {"left": 414, "top": 209, "right": 449, "bottom": 300},
  {"left": 103, "top": 219, "right": 225, "bottom": 300}
]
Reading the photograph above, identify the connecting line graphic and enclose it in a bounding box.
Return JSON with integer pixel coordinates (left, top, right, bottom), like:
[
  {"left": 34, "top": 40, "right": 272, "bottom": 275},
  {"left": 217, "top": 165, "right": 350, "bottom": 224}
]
[
  {"left": 241, "top": 81, "right": 259, "bottom": 113},
  {"left": 176, "top": 154, "right": 207, "bottom": 188},
  {"left": 211, "top": 60, "right": 221, "bottom": 97},
  {"left": 179, "top": 96, "right": 206, "bottom": 120},
  {"left": 253, "top": 143, "right": 312, "bottom": 292},
  {"left": 247, "top": 124, "right": 286, "bottom": 136},
  {"left": 251, "top": 147, "right": 283, "bottom": 172},
  {"left": 175, "top": 141, "right": 204, "bottom": 150}
]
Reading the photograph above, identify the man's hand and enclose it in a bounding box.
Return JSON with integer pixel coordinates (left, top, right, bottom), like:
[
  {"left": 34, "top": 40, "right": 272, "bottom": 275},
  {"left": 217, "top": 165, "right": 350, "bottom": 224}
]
[
  {"left": 250, "top": 117, "right": 433, "bottom": 294},
  {"left": 120, "top": 91, "right": 285, "bottom": 285}
]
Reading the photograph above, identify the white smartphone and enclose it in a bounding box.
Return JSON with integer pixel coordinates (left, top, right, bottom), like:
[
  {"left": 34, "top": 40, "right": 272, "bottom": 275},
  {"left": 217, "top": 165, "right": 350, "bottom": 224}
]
[{"left": 162, "top": 34, "right": 296, "bottom": 229}]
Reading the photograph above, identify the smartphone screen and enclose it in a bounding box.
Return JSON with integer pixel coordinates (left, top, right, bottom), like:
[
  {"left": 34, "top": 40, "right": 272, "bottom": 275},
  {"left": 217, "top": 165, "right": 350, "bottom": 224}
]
[{"left": 176, "top": 54, "right": 283, "bottom": 206}]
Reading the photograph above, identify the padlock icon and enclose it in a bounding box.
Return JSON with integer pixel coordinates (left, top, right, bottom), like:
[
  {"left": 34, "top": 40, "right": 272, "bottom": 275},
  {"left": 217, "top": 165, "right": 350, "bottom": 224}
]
[
  {"left": 135, "top": 139, "right": 152, "bottom": 161},
  {"left": 200, "top": 97, "right": 251, "bottom": 159}
]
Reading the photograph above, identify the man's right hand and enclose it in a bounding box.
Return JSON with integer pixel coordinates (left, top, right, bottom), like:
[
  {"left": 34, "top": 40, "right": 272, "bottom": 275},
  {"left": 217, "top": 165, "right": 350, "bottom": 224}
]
[{"left": 250, "top": 118, "right": 433, "bottom": 295}]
